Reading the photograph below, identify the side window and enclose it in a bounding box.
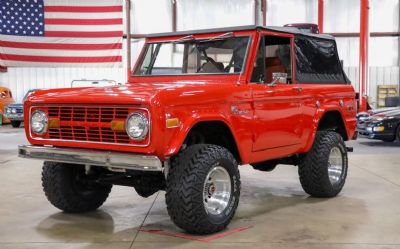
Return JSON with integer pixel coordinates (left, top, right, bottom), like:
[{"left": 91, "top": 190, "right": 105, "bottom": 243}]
[{"left": 251, "top": 35, "right": 292, "bottom": 84}]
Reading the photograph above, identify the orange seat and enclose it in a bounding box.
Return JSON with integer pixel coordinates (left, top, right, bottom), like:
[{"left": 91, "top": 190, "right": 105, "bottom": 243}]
[{"left": 265, "top": 57, "right": 286, "bottom": 83}]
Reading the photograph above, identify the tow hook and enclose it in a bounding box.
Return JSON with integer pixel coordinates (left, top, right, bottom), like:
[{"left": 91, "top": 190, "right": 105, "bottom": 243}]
[{"left": 346, "top": 147, "right": 354, "bottom": 152}]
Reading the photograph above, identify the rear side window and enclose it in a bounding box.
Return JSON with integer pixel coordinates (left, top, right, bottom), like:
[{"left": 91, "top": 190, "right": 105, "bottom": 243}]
[{"left": 294, "top": 37, "right": 349, "bottom": 84}]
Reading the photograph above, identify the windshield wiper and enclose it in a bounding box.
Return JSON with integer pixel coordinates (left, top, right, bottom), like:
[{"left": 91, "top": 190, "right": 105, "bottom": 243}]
[
  {"left": 202, "top": 32, "right": 234, "bottom": 42},
  {"left": 173, "top": 35, "right": 195, "bottom": 43},
  {"left": 173, "top": 32, "right": 234, "bottom": 43}
]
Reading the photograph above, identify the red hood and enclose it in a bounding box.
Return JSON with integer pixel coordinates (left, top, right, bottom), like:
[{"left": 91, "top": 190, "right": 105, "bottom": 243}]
[
  {"left": 26, "top": 83, "right": 188, "bottom": 105},
  {"left": 26, "top": 81, "right": 239, "bottom": 108}
]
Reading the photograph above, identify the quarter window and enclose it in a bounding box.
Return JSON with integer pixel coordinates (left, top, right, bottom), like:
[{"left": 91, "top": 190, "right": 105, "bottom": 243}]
[{"left": 294, "top": 37, "right": 348, "bottom": 83}]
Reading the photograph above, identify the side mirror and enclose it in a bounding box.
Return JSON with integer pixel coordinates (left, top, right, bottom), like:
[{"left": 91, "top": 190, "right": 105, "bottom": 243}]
[{"left": 267, "top": 72, "right": 288, "bottom": 87}]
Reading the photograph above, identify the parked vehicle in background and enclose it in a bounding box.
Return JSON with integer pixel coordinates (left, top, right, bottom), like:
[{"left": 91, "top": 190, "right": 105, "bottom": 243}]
[
  {"left": 19, "top": 25, "right": 356, "bottom": 234},
  {"left": 358, "top": 108, "right": 400, "bottom": 142},
  {"left": 357, "top": 107, "right": 397, "bottom": 122},
  {"left": 71, "top": 79, "right": 120, "bottom": 88},
  {"left": 5, "top": 89, "right": 37, "bottom": 128},
  {"left": 0, "top": 87, "right": 15, "bottom": 125}
]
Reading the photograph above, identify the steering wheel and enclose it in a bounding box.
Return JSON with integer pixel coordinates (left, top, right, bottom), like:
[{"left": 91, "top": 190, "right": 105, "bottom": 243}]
[
  {"left": 197, "top": 55, "right": 221, "bottom": 73},
  {"left": 224, "top": 57, "right": 235, "bottom": 72}
]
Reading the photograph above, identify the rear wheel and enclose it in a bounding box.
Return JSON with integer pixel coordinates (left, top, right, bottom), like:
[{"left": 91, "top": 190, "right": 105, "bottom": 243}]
[
  {"left": 42, "top": 162, "right": 112, "bottom": 213},
  {"left": 166, "top": 144, "right": 240, "bottom": 234},
  {"left": 299, "top": 131, "right": 348, "bottom": 197},
  {"left": 11, "top": 121, "right": 21, "bottom": 128},
  {"left": 396, "top": 125, "right": 400, "bottom": 142}
]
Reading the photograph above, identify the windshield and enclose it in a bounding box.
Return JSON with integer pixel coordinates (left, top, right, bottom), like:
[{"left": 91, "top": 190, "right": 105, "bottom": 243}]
[{"left": 134, "top": 36, "right": 251, "bottom": 76}]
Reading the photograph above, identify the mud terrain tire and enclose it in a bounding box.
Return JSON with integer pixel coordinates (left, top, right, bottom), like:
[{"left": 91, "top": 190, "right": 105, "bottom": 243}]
[
  {"left": 299, "top": 131, "right": 348, "bottom": 197},
  {"left": 166, "top": 144, "right": 240, "bottom": 234},
  {"left": 42, "top": 162, "right": 112, "bottom": 213}
]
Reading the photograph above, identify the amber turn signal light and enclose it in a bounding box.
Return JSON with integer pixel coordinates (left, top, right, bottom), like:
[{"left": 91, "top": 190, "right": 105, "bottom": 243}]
[
  {"left": 48, "top": 118, "right": 60, "bottom": 128},
  {"left": 111, "top": 120, "right": 125, "bottom": 132},
  {"left": 166, "top": 118, "right": 180, "bottom": 128}
]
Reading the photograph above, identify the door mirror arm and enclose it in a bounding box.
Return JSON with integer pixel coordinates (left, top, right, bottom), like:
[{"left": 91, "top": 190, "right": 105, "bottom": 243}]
[
  {"left": 267, "top": 77, "right": 280, "bottom": 87},
  {"left": 267, "top": 72, "right": 288, "bottom": 87}
]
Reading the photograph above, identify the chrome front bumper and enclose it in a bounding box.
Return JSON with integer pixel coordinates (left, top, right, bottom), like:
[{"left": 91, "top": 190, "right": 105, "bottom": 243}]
[
  {"left": 18, "top": 145, "right": 163, "bottom": 172},
  {"left": 5, "top": 113, "right": 23, "bottom": 121}
]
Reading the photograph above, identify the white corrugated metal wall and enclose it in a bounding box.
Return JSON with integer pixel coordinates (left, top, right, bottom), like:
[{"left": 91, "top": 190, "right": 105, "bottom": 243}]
[
  {"left": 328, "top": 0, "right": 400, "bottom": 107},
  {"left": 0, "top": 0, "right": 399, "bottom": 107},
  {"left": 0, "top": 68, "right": 126, "bottom": 102}
]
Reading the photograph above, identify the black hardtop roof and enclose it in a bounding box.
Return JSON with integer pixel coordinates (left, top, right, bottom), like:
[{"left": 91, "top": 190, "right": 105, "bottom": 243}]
[{"left": 146, "top": 25, "right": 335, "bottom": 41}]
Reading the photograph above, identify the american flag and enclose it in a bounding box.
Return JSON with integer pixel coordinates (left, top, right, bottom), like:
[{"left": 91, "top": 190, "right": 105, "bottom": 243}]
[{"left": 0, "top": 0, "right": 123, "bottom": 67}]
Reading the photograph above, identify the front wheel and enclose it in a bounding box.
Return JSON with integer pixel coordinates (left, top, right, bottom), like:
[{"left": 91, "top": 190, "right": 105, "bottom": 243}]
[
  {"left": 42, "top": 162, "right": 112, "bottom": 213},
  {"left": 298, "top": 131, "right": 348, "bottom": 197},
  {"left": 166, "top": 144, "right": 240, "bottom": 234}
]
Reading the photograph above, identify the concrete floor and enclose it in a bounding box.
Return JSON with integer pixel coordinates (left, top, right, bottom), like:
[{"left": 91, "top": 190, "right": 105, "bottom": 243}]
[{"left": 0, "top": 124, "right": 400, "bottom": 249}]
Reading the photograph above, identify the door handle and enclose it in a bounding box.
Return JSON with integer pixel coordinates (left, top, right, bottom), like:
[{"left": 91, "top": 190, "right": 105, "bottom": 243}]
[{"left": 292, "top": 86, "right": 303, "bottom": 92}]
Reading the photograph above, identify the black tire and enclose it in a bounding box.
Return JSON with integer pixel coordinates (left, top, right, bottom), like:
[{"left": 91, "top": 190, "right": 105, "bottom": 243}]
[
  {"left": 42, "top": 162, "right": 112, "bottom": 213},
  {"left": 11, "top": 121, "right": 21, "bottom": 128},
  {"left": 382, "top": 137, "right": 396, "bottom": 143},
  {"left": 396, "top": 125, "right": 400, "bottom": 142},
  {"left": 166, "top": 144, "right": 240, "bottom": 234},
  {"left": 298, "top": 131, "right": 348, "bottom": 197}
]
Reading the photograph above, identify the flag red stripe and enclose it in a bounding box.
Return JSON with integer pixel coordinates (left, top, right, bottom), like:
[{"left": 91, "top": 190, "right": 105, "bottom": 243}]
[
  {"left": 44, "top": 6, "right": 122, "bottom": 13},
  {"left": 45, "top": 31, "right": 123, "bottom": 37},
  {"left": 45, "top": 18, "right": 123, "bottom": 25},
  {"left": 0, "top": 54, "right": 122, "bottom": 63},
  {"left": 0, "top": 40, "right": 122, "bottom": 50}
]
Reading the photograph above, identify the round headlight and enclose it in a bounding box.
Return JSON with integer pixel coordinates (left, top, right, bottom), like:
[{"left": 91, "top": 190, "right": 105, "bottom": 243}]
[
  {"left": 11, "top": 108, "right": 17, "bottom": 114},
  {"left": 6, "top": 108, "right": 11, "bottom": 114},
  {"left": 31, "top": 110, "right": 48, "bottom": 135},
  {"left": 126, "top": 112, "right": 149, "bottom": 140}
]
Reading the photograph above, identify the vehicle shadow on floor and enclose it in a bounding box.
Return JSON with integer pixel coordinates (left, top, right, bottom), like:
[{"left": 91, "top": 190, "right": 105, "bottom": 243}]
[
  {"left": 0, "top": 124, "right": 25, "bottom": 133},
  {"left": 35, "top": 185, "right": 367, "bottom": 248},
  {"left": 358, "top": 140, "right": 400, "bottom": 147},
  {"left": 236, "top": 185, "right": 327, "bottom": 219},
  {"left": 36, "top": 211, "right": 117, "bottom": 240}
]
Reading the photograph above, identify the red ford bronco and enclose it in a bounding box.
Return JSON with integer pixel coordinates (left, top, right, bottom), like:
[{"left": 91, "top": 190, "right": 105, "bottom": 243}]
[{"left": 19, "top": 25, "right": 357, "bottom": 234}]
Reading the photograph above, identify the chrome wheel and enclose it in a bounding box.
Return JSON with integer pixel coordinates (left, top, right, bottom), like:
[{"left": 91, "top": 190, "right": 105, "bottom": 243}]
[
  {"left": 203, "top": 166, "right": 232, "bottom": 215},
  {"left": 328, "top": 147, "right": 343, "bottom": 185}
]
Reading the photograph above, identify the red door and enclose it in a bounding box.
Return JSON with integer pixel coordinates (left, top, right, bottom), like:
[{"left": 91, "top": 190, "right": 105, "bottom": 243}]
[
  {"left": 251, "top": 83, "right": 303, "bottom": 152},
  {"left": 248, "top": 33, "right": 303, "bottom": 154}
]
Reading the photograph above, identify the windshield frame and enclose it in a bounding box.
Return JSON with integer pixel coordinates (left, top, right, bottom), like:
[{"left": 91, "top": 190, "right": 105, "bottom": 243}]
[{"left": 131, "top": 35, "right": 253, "bottom": 77}]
